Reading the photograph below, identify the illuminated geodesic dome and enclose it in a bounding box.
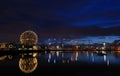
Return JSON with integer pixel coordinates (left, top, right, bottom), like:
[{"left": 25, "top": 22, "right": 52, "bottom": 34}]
[
  {"left": 19, "top": 58, "right": 38, "bottom": 73},
  {"left": 20, "top": 30, "right": 38, "bottom": 45}
]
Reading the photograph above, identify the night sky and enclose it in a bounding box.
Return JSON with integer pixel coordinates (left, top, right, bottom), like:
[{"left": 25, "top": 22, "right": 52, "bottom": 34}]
[{"left": 0, "top": 0, "right": 120, "bottom": 42}]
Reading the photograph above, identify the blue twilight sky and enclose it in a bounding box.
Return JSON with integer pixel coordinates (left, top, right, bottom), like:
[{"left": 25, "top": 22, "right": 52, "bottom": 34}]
[{"left": 0, "top": 0, "right": 120, "bottom": 42}]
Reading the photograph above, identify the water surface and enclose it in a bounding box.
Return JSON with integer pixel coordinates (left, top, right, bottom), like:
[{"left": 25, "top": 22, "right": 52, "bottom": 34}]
[{"left": 0, "top": 51, "right": 120, "bottom": 76}]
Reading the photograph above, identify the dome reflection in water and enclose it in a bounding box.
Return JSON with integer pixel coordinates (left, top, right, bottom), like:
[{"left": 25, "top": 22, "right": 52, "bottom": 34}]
[{"left": 19, "top": 53, "right": 38, "bottom": 74}]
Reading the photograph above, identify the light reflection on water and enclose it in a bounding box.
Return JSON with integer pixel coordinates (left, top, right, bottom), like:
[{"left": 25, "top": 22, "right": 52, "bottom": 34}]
[
  {"left": 42, "top": 51, "right": 120, "bottom": 66},
  {"left": 0, "top": 51, "right": 120, "bottom": 74}
]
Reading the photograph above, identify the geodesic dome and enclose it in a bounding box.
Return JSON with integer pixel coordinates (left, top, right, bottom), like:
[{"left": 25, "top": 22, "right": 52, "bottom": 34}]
[{"left": 20, "top": 30, "right": 38, "bottom": 45}]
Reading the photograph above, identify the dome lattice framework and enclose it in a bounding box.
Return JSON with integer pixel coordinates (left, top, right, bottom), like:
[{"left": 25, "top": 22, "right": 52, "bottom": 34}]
[{"left": 20, "top": 31, "right": 38, "bottom": 45}]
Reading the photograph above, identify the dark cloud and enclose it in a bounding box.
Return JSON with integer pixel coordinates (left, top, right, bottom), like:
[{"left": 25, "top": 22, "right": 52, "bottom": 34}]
[{"left": 0, "top": 0, "right": 120, "bottom": 42}]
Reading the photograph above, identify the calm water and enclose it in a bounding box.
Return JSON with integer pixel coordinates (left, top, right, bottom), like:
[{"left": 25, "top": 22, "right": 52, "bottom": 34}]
[{"left": 0, "top": 51, "right": 120, "bottom": 76}]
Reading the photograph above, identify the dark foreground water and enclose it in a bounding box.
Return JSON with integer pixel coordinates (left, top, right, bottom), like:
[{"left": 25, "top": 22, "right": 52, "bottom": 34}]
[{"left": 0, "top": 51, "right": 120, "bottom": 76}]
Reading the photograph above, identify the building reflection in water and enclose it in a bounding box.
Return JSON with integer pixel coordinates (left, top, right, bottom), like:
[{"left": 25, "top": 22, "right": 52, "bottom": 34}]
[
  {"left": 0, "top": 55, "right": 7, "bottom": 61},
  {"left": 19, "top": 53, "right": 38, "bottom": 74},
  {"left": 45, "top": 51, "right": 115, "bottom": 66}
]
